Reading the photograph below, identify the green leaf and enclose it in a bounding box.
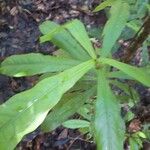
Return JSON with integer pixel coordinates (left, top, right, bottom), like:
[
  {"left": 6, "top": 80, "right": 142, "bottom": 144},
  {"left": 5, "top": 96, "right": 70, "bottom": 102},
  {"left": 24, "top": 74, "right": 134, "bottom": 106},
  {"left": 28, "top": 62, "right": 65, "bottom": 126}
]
[
  {"left": 93, "top": 0, "right": 116, "bottom": 12},
  {"left": 141, "top": 41, "right": 149, "bottom": 66},
  {"left": 77, "top": 105, "right": 91, "bottom": 121},
  {"left": 110, "top": 80, "right": 140, "bottom": 102},
  {"left": 64, "top": 20, "right": 96, "bottom": 59},
  {"left": 94, "top": 69, "right": 125, "bottom": 150},
  {"left": 110, "top": 80, "right": 131, "bottom": 95},
  {"left": 39, "top": 20, "right": 94, "bottom": 61},
  {"left": 41, "top": 93, "right": 80, "bottom": 131},
  {"left": 115, "top": 95, "right": 131, "bottom": 103},
  {"left": 109, "top": 65, "right": 150, "bottom": 80},
  {"left": 109, "top": 70, "right": 133, "bottom": 80},
  {"left": 41, "top": 86, "right": 95, "bottom": 132},
  {"left": 87, "top": 27, "right": 103, "bottom": 40},
  {"left": 0, "top": 59, "right": 94, "bottom": 150},
  {"left": 126, "top": 21, "right": 140, "bottom": 32},
  {"left": 137, "top": 131, "right": 147, "bottom": 139},
  {"left": 124, "top": 111, "right": 135, "bottom": 122},
  {"left": 136, "top": 0, "right": 149, "bottom": 19},
  {"left": 0, "top": 53, "right": 81, "bottom": 77},
  {"left": 62, "top": 119, "right": 90, "bottom": 129},
  {"left": 100, "top": 58, "right": 150, "bottom": 87},
  {"left": 143, "top": 123, "right": 150, "bottom": 140},
  {"left": 129, "top": 137, "right": 140, "bottom": 150},
  {"left": 101, "top": 0, "right": 129, "bottom": 56}
]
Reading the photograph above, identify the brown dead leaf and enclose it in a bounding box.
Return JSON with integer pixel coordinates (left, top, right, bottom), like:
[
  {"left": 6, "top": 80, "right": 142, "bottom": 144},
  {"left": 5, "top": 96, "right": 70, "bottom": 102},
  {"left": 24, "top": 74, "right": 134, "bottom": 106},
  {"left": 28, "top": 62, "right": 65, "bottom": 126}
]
[{"left": 128, "top": 119, "right": 142, "bottom": 133}]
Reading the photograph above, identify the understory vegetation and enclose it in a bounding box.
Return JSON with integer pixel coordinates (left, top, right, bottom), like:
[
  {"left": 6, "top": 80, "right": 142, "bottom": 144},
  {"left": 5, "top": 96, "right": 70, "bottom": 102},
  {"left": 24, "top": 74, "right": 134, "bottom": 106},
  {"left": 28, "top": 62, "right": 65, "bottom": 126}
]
[{"left": 0, "top": 0, "right": 150, "bottom": 149}]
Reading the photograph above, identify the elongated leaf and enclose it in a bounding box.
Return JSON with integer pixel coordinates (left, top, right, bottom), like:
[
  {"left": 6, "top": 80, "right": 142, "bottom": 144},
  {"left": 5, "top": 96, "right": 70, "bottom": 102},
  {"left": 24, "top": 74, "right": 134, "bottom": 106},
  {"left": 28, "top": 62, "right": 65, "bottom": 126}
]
[
  {"left": 93, "top": 0, "right": 116, "bottom": 12},
  {"left": 101, "top": 1, "right": 129, "bottom": 56},
  {"left": 110, "top": 80, "right": 140, "bottom": 103},
  {"left": 94, "top": 69, "right": 125, "bottom": 150},
  {"left": 109, "top": 70, "right": 133, "bottom": 80},
  {"left": 110, "top": 80, "right": 131, "bottom": 95},
  {"left": 40, "top": 20, "right": 96, "bottom": 59},
  {"left": 109, "top": 65, "right": 150, "bottom": 80},
  {"left": 41, "top": 93, "right": 83, "bottom": 131},
  {"left": 64, "top": 20, "right": 96, "bottom": 59},
  {"left": 110, "top": 80, "right": 138, "bottom": 96},
  {"left": 41, "top": 86, "right": 95, "bottom": 131},
  {"left": 141, "top": 41, "right": 149, "bottom": 66},
  {"left": 100, "top": 58, "right": 150, "bottom": 87},
  {"left": 62, "top": 119, "right": 90, "bottom": 129},
  {"left": 0, "top": 53, "right": 81, "bottom": 77},
  {"left": 0, "top": 59, "right": 94, "bottom": 150},
  {"left": 39, "top": 20, "right": 92, "bottom": 61}
]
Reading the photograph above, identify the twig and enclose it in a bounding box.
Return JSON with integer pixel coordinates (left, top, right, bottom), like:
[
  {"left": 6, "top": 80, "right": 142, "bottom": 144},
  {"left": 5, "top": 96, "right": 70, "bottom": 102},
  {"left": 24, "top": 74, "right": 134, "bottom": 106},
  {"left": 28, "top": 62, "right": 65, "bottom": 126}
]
[
  {"left": 67, "top": 134, "right": 93, "bottom": 150},
  {"left": 124, "top": 16, "right": 150, "bottom": 63},
  {"left": 67, "top": 135, "right": 82, "bottom": 150}
]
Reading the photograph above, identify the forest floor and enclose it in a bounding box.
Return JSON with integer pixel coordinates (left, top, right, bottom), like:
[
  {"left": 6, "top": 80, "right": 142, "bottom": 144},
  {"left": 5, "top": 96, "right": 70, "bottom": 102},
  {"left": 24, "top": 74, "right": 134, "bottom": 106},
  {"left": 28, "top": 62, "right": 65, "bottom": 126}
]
[{"left": 0, "top": 0, "right": 150, "bottom": 149}]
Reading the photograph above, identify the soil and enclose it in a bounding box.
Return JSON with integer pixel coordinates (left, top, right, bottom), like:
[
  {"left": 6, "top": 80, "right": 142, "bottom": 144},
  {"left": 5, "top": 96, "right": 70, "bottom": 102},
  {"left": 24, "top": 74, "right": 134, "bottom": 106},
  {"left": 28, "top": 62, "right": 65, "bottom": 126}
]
[{"left": 0, "top": 0, "right": 149, "bottom": 150}]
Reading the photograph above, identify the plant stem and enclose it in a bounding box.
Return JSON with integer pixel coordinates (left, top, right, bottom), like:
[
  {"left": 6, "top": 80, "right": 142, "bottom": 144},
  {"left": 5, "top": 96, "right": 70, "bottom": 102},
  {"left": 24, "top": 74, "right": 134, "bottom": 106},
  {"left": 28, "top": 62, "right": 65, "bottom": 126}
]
[{"left": 124, "top": 16, "right": 150, "bottom": 63}]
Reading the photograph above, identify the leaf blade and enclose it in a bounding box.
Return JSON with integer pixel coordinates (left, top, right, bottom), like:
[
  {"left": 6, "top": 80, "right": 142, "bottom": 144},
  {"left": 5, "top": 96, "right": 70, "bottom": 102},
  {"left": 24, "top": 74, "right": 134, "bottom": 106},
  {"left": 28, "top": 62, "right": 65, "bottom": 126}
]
[
  {"left": 0, "top": 53, "right": 81, "bottom": 77},
  {"left": 101, "top": 1, "right": 129, "bottom": 56},
  {"left": 62, "top": 119, "right": 90, "bottom": 129},
  {"left": 100, "top": 58, "right": 150, "bottom": 87},
  {"left": 64, "top": 19, "right": 96, "bottom": 59},
  {"left": 94, "top": 69, "right": 125, "bottom": 150},
  {"left": 93, "top": 0, "right": 116, "bottom": 12},
  {"left": 39, "top": 20, "right": 92, "bottom": 61},
  {"left": 0, "top": 59, "right": 94, "bottom": 150},
  {"left": 41, "top": 86, "right": 95, "bottom": 131}
]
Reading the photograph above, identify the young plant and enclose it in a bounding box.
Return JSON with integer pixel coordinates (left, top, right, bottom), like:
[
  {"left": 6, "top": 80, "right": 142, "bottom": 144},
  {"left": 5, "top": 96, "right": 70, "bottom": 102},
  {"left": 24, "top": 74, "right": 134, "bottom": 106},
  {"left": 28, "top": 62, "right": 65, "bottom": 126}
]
[
  {"left": 0, "top": 0, "right": 150, "bottom": 149},
  {"left": 129, "top": 131, "right": 147, "bottom": 150}
]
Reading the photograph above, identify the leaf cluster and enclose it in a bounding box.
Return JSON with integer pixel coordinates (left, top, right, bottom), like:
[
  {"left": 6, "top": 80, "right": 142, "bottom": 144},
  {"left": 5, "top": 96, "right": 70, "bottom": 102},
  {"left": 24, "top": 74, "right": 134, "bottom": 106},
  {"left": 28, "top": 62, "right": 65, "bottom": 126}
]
[{"left": 0, "top": 0, "right": 150, "bottom": 149}]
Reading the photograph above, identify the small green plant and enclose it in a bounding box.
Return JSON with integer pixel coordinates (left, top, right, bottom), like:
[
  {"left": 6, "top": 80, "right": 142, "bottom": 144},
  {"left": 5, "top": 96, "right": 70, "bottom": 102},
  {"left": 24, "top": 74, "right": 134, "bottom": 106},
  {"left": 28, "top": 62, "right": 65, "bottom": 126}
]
[
  {"left": 0, "top": 0, "right": 149, "bottom": 149},
  {"left": 129, "top": 131, "right": 147, "bottom": 150}
]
